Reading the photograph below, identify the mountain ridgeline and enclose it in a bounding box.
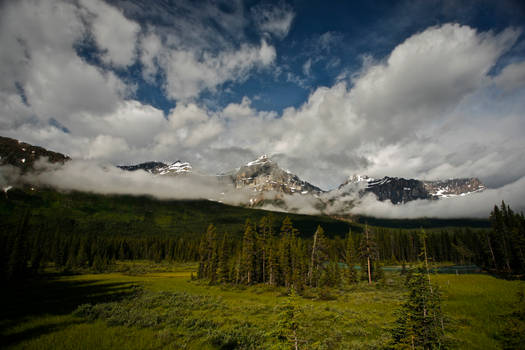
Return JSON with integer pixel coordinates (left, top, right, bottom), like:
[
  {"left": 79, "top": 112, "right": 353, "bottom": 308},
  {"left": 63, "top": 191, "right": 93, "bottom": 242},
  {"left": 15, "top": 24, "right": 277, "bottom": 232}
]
[
  {"left": 339, "top": 175, "right": 486, "bottom": 204},
  {"left": 1, "top": 136, "right": 486, "bottom": 208},
  {"left": 0, "top": 136, "right": 69, "bottom": 172}
]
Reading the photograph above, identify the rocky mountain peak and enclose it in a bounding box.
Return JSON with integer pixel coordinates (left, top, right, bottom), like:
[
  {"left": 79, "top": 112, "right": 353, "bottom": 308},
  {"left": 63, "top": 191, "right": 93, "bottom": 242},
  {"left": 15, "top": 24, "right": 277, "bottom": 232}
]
[
  {"left": 234, "top": 155, "right": 322, "bottom": 202},
  {"left": 118, "top": 160, "right": 192, "bottom": 175}
]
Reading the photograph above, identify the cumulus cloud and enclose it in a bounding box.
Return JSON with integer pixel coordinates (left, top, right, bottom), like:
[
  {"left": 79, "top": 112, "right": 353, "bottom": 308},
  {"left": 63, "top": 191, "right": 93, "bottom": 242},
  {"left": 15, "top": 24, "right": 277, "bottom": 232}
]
[
  {"left": 0, "top": 0, "right": 134, "bottom": 132},
  {"left": 80, "top": 0, "right": 140, "bottom": 68},
  {"left": 155, "top": 39, "right": 276, "bottom": 101},
  {"left": 1, "top": 0, "right": 525, "bottom": 219}
]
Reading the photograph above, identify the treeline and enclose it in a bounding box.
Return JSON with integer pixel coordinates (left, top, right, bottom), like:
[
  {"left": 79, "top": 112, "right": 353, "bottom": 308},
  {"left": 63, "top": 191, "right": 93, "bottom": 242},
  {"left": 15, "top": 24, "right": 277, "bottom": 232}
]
[
  {"left": 0, "top": 211, "right": 200, "bottom": 282},
  {"left": 198, "top": 202, "right": 525, "bottom": 288},
  {"left": 196, "top": 216, "right": 449, "bottom": 289},
  {"left": 485, "top": 201, "right": 525, "bottom": 275},
  {"left": 197, "top": 217, "right": 368, "bottom": 289},
  {"left": 2, "top": 201, "right": 524, "bottom": 284}
]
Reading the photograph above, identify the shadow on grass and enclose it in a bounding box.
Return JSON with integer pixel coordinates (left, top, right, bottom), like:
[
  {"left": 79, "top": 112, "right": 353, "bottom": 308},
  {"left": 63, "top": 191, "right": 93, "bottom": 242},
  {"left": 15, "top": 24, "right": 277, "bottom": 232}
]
[{"left": 0, "top": 273, "right": 137, "bottom": 347}]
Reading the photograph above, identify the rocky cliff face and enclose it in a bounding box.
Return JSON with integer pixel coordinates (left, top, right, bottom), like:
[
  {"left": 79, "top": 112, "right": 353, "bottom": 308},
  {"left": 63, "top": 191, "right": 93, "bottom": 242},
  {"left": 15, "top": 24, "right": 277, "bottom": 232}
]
[
  {"left": 228, "top": 155, "right": 323, "bottom": 206},
  {"left": 233, "top": 155, "right": 322, "bottom": 195},
  {"left": 365, "top": 177, "right": 432, "bottom": 204}
]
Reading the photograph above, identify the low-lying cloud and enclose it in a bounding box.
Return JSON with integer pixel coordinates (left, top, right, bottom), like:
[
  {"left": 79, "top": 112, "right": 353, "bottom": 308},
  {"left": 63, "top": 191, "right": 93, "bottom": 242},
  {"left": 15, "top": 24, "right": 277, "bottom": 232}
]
[
  {"left": 4, "top": 159, "right": 523, "bottom": 219},
  {"left": 349, "top": 177, "right": 525, "bottom": 219}
]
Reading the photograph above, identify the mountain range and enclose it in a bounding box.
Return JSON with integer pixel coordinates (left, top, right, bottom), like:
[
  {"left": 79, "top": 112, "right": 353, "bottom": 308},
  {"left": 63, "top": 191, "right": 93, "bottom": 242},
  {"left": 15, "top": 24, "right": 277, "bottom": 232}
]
[{"left": 1, "top": 135, "right": 486, "bottom": 209}]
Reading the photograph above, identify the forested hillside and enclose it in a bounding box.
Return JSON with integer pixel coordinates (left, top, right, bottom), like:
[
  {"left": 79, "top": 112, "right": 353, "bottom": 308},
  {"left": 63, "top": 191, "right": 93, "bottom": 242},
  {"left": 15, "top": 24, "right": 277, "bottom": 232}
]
[{"left": 2, "top": 187, "right": 518, "bottom": 284}]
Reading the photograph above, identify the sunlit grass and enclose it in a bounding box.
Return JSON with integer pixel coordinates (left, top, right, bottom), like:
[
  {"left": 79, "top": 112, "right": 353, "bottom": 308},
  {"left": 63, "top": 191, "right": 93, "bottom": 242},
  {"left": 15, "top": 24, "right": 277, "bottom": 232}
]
[{"left": 2, "top": 264, "right": 523, "bottom": 349}]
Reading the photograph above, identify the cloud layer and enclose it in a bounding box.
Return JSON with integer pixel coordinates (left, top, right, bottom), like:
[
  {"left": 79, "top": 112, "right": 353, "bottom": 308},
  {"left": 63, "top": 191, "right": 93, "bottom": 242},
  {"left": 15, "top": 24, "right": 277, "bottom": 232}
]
[{"left": 1, "top": 0, "right": 525, "bottom": 210}]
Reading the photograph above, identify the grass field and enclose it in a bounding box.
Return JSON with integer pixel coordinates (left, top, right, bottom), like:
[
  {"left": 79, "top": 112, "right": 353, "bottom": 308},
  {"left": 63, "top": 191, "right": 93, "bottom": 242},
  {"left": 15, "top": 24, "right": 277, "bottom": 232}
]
[{"left": 1, "top": 263, "right": 523, "bottom": 349}]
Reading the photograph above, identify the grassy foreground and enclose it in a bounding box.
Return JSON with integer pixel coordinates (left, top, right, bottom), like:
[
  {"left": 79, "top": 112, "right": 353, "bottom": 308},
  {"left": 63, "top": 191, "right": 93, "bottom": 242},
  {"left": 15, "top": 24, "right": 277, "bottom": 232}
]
[{"left": 1, "top": 263, "right": 523, "bottom": 349}]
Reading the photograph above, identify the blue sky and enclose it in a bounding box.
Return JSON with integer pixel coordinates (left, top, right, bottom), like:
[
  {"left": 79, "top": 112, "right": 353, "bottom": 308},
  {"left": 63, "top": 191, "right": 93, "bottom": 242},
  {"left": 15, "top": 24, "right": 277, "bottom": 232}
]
[
  {"left": 106, "top": 0, "right": 525, "bottom": 114},
  {"left": 1, "top": 0, "right": 525, "bottom": 191}
]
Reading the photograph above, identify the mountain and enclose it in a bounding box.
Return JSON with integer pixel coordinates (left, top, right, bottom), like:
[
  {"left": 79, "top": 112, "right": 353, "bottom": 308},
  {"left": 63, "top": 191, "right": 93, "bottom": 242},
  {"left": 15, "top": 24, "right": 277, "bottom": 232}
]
[
  {"left": 1, "top": 136, "right": 487, "bottom": 211},
  {"left": 118, "top": 161, "right": 192, "bottom": 175},
  {"left": 423, "top": 178, "right": 486, "bottom": 198},
  {"left": 232, "top": 155, "right": 322, "bottom": 195},
  {"left": 0, "top": 135, "right": 69, "bottom": 171},
  {"left": 337, "top": 175, "right": 486, "bottom": 204}
]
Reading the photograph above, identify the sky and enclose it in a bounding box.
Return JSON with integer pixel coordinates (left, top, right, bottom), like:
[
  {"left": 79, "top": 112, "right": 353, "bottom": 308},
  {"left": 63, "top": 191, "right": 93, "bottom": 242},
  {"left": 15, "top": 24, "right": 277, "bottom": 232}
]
[{"left": 1, "top": 0, "right": 525, "bottom": 191}]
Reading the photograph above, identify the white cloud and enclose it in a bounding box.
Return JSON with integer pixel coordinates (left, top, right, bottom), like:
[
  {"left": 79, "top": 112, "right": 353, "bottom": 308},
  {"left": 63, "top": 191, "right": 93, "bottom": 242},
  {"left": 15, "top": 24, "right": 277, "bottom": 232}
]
[
  {"left": 493, "top": 60, "right": 525, "bottom": 91},
  {"left": 350, "top": 176, "right": 525, "bottom": 218},
  {"left": 154, "top": 39, "right": 276, "bottom": 101},
  {"left": 79, "top": 0, "right": 140, "bottom": 68},
  {"left": 87, "top": 135, "right": 130, "bottom": 160},
  {"left": 2, "top": 0, "right": 525, "bottom": 218},
  {"left": 302, "top": 58, "right": 312, "bottom": 76}
]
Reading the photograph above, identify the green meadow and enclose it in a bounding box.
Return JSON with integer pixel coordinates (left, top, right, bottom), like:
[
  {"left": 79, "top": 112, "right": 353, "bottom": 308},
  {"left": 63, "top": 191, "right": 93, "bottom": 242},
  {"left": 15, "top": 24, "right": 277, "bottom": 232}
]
[{"left": 1, "top": 263, "right": 523, "bottom": 349}]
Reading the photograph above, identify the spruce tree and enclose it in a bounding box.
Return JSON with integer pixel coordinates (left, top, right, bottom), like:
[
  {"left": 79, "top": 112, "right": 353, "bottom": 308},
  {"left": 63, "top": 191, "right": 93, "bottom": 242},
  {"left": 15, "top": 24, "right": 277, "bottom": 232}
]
[
  {"left": 279, "top": 217, "right": 297, "bottom": 288},
  {"left": 390, "top": 230, "right": 445, "bottom": 349},
  {"left": 241, "top": 219, "right": 257, "bottom": 284},
  {"left": 7, "top": 210, "right": 31, "bottom": 281},
  {"left": 308, "top": 225, "right": 328, "bottom": 287},
  {"left": 275, "top": 289, "right": 302, "bottom": 350},
  {"left": 257, "top": 216, "right": 274, "bottom": 283},
  {"left": 344, "top": 230, "right": 358, "bottom": 284},
  {"left": 390, "top": 271, "right": 445, "bottom": 349},
  {"left": 218, "top": 234, "right": 231, "bottom": 283},
  {"left": 358, "top": 224, "right": 378, "bottom": 284}
]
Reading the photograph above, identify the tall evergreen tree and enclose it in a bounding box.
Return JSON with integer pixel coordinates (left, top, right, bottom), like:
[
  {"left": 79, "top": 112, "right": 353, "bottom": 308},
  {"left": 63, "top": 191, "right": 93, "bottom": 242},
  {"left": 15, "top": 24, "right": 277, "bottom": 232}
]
[
  {"left": 390, "top": 271, "right": 445, "bottom": 349},
  {"left": 344, "top": 230, "right": 358, "bottom": 284},
  {"left": 308, "top": 225, "right": 328, "bottom": 287},
  {"left": 358, "top": 224, "right": 378, "bottom": 284},
  {"left": 241, "top": 219, "right": 257, "bottom": 284},
  {"left": 218, "top": 234, "right": 231, "bottom": 283}
]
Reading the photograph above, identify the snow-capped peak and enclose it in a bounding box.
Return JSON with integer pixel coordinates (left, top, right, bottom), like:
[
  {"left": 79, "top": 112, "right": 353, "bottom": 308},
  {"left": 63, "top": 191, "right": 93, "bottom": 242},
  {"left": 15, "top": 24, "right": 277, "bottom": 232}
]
[
  {"left": 246, "top": 154, "right": 271, "bottom": 166},
  {"left": 348, "top": 174, "right": 375, "bottom": 183},
  {"left": 159, "top": 161, "right": 192, "bottom": 175}
]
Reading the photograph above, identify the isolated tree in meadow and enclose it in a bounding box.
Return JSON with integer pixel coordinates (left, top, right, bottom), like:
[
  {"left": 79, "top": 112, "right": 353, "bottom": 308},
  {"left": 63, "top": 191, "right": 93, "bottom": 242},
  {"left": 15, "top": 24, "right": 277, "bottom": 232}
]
[
  {"left": 275, "top": 289, "right": 302, "bottom": 350},
  {"left": 390, "top": 230, "right": 445, "bottom": 349},
  {"left": 390, "top": 271, "right": 445, "bottom": 349}
]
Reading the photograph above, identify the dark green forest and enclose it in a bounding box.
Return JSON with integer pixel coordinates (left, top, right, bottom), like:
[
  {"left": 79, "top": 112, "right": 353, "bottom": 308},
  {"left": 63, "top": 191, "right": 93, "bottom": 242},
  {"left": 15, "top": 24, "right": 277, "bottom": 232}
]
[{"left": 1, "top": 188, "right": 524, "bottom": 284}]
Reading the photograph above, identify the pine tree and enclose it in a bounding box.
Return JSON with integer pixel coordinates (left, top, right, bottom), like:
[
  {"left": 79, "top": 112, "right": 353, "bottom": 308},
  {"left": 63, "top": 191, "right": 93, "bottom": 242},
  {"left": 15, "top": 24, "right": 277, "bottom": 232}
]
[
  {"left": 241, "top": 220, "right": 257, "bottom": 284},
  {"left": 344, "top": 230, "right": 358, "bottom": 284},
  {"left": 389, "top": 271, "right": 445, "bottom": 349},
  {"left": 218, "top": 234, "right": 231, "bottom": 283},
  {"left": 390, "top": 231, "right": 445, "bottom": 349},
  {"left": 197, "top": 224, "right": 219, "bottom": 281},
  {"left": 257, "top": 216, "right": 274, "bottom": 283},
  {"left": 275, "top": 289, "right": 302, "bottom": 350},
  {"left": 279, "top": 217, "right": 297, "bottom": 288},
  {"left": 358, "top": 224, "right": 378, "bottom": 284},
  {"left": 7, "top": 210, "right": 31, "bottom": 281},
  {"left": 308, "top": 225, "right": 328, "bottom": 287}
]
